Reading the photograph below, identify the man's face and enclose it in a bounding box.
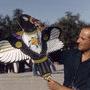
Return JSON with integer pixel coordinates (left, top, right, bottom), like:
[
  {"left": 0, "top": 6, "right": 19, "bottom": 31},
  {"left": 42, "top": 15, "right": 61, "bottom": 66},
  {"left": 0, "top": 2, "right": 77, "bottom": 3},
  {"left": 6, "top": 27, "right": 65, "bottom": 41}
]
[{"left": 77, "top": 28, "right": 90, "bottom": 52}]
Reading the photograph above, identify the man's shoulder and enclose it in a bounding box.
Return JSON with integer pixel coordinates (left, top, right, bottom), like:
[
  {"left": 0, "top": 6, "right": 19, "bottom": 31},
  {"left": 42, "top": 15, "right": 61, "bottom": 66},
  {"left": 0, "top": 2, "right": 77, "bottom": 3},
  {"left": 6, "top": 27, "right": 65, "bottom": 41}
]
[
  {"left": 62, "top": 49, "right": 80, "bottom": 55},
  {"left": 58, "top": 49, "right": 81, "bottom": 64},
  {"left": 60, "top": 49, "right": 81, "bottom": 61}
]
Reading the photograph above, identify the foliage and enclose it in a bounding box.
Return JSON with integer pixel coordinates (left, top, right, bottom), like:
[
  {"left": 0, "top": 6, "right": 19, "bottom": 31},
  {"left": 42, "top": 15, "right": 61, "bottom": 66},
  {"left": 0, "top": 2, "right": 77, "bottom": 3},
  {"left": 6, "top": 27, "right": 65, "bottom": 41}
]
[
  {"left": 0, "top": 9, "right": 23, "bottom": 40},
  {"left": 52, "top": 11, "right": 86, "bottom": 49}
]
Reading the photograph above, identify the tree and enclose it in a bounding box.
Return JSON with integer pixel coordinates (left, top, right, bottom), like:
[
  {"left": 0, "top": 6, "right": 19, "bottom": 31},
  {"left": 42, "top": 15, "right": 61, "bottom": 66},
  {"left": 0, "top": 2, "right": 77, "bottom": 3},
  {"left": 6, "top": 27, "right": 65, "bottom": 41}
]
[
  {"left": 11, "top": 9, "right": 24, "bottom": 33},
  {"left": 13, "top": 9, "right": 23, "bottom": 18},
  {"left": 52, "top": 11, "right": 86, "bottom": 50},
  {"left": 0, "top": 15, "right": 12, "bottom": 39},
  {"left": 0, "top": 9, "right": 24, "bottom": 40}
]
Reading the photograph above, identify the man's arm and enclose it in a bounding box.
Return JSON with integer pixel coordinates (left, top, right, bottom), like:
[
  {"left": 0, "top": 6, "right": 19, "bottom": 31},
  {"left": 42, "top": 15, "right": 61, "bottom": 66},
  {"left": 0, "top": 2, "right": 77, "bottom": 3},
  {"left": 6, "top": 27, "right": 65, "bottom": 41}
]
[{"left": 48, "top": 79, "right": 73, "bottom": 90}]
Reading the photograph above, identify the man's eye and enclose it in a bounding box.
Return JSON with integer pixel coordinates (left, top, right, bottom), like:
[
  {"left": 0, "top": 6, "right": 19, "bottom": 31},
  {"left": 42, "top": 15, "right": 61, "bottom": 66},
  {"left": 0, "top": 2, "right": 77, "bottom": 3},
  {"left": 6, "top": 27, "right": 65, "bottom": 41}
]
[{"left": 81, "top": 37, "right": 85, "bottom": 40}]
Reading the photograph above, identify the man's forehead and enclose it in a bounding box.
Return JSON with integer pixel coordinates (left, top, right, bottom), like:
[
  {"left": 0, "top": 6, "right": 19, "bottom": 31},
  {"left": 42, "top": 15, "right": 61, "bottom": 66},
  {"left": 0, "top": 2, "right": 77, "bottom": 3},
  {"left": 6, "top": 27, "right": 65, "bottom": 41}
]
[{"left": 81, "top": 28, "right": 90, "bottom": 38}]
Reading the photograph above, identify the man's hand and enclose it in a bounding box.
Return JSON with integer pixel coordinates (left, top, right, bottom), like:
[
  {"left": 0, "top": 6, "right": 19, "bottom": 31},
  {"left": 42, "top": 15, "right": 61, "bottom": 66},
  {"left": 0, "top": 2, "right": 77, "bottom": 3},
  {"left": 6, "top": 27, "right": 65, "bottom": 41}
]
[
  {"left": 47, "top": 79, "right": 72, "bottom": 90},
  {"left": 48, "top": 79, "right": 61, "bottom": 90}
]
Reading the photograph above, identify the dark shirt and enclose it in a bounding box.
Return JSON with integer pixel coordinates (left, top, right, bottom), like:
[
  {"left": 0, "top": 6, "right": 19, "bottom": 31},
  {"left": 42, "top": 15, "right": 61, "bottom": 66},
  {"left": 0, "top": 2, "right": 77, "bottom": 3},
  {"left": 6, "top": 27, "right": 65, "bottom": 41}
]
[{"left": 59, "top": 49, "right": 90, "bottom": 90}]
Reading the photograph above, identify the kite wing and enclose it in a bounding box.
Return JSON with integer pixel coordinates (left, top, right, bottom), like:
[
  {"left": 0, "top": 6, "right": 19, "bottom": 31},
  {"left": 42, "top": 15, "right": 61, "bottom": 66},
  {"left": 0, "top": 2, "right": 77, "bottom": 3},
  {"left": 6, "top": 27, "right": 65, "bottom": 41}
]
[
  {"left": 0, "top": 40, "right": 31, "bottom": 63},
  {"left": 42, "top": 26, "right": 64, "bottom": 53}
]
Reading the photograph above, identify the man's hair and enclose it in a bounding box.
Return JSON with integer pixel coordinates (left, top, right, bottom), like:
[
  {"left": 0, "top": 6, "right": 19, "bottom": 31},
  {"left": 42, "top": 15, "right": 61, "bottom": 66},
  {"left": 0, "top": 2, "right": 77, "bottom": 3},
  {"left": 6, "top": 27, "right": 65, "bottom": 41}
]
[
  {"left": 81, "top": 24, "right": 90, "bottom": 38},
  {"left": 81, "top": 24, "right": 90, "bottom": 30}
]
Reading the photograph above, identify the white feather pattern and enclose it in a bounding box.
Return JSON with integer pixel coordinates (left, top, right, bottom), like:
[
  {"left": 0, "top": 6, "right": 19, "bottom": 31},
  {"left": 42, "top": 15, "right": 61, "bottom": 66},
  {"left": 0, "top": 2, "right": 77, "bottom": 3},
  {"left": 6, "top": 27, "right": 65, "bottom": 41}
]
[
  {"left": 50, "top": 28, "right": 60, "bottom": 39},
  {"left": 0, "top": 40, "right": 31, "bottom": 63},
  {"left": 47, "top": 27, "right": 64, "bottom": 53},
  {"left": 47, "top": 39, "right": 64, "bottom": 53}
]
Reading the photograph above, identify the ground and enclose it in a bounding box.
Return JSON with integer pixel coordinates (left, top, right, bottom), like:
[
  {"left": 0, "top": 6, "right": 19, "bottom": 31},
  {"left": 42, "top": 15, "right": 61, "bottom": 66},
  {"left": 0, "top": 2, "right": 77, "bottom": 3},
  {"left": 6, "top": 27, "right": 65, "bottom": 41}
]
[{"left": 0, "top": 64, "right": 64, "bottom": 90}]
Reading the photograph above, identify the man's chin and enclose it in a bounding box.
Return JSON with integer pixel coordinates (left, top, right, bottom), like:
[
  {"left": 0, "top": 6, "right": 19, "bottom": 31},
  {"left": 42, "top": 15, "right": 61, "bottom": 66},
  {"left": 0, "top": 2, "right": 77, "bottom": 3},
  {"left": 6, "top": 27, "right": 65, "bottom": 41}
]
[
  {"left": 78, "top": 48, "right": 89, "bottom": 52},
  {"left": 78, "top": 47, "right": 83, "bottom": 51}
]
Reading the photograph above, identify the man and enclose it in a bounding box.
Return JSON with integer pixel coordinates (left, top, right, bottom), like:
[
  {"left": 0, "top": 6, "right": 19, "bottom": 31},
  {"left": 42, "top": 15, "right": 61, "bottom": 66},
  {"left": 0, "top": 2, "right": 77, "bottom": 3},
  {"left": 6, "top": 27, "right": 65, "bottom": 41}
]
[{"left": 48, "top": 25, "right": 90, "bottom": 90}]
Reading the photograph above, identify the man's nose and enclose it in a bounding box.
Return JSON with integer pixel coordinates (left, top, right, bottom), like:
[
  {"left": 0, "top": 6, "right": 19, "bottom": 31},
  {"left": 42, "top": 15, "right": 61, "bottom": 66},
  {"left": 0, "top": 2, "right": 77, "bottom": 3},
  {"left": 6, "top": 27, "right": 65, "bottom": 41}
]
[{"left": 76, "top": 38, "right": 80, "bottom": 43}]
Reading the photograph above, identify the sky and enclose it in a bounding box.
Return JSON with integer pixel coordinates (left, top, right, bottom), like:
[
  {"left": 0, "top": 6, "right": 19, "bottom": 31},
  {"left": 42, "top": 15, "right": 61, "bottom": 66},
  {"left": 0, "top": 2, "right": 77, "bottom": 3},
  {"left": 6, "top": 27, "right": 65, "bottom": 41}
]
[{"left": 0, "top": 0, "right": 90, "bottom": 24}]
